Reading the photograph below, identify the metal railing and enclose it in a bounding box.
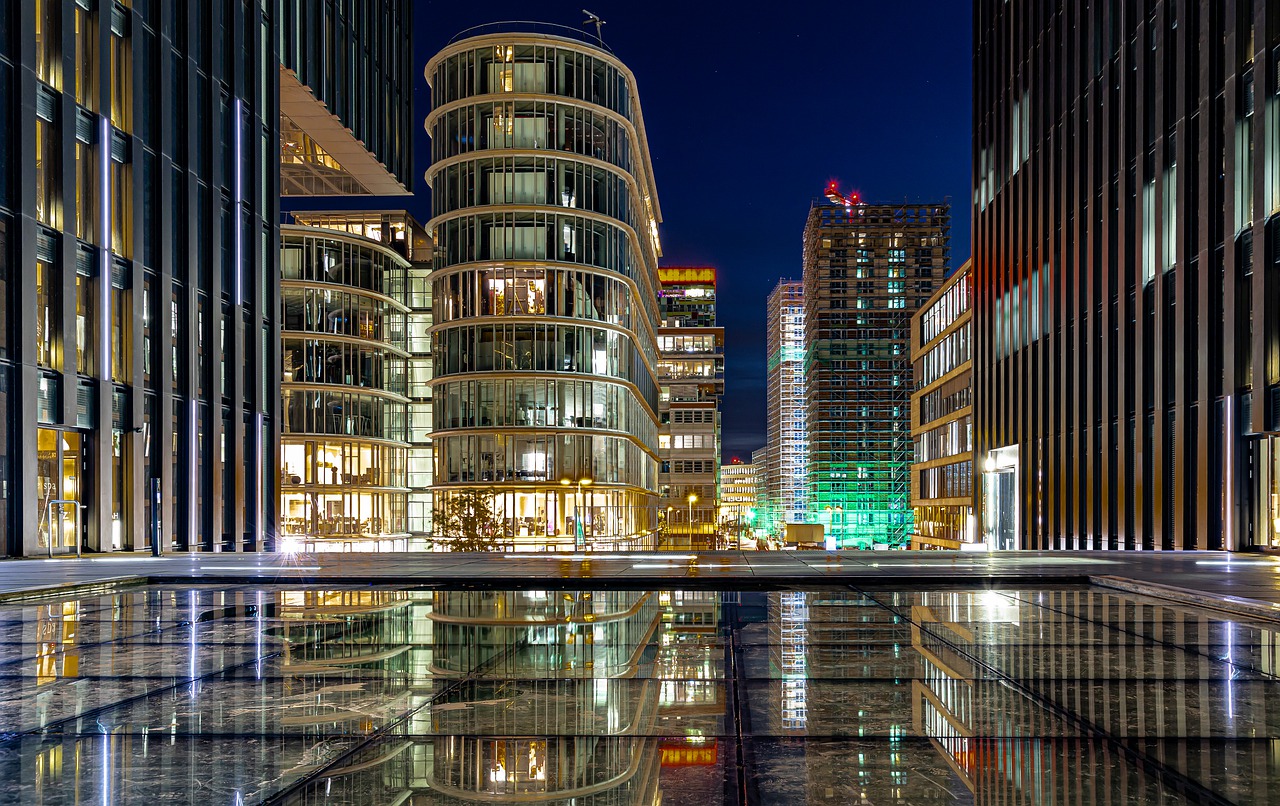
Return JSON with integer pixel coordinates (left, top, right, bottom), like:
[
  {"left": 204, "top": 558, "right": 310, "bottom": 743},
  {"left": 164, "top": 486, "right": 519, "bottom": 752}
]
[{"left": 446, "top": 21, "right": 612, "bottom": 52}]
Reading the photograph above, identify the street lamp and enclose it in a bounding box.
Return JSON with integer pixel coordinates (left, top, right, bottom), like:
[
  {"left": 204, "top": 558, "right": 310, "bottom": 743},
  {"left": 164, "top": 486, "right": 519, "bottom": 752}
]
[
  {"left": 687, "top": 493, "right": 698, "bottom": 547},
  {"left": 560, "top": 477, "right": 593, "bottom": 550}
]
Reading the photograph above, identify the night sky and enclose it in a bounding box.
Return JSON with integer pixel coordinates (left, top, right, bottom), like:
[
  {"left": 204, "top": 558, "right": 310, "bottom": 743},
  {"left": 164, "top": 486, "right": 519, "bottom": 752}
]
[{"left": 286, "top": 0, "right": 973, "bottom": 460}]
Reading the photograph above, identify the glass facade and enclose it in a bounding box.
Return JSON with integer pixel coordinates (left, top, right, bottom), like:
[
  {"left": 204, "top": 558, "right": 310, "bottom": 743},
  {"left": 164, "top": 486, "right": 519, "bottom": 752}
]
[
  {"left": 279, "top": 225, "right": 409, "bottom": 551},
  {"left": 276, "top": 0, "right": 413, "bottom": 195},
  {"left": 1, "top": 2, "right": 279, "bottom": 557},
  {"left": 426, "top": 31, "right": 664, "bottom": 551},
  {"left": 286, "top": 210, "right": 436, "bottom": 546}
]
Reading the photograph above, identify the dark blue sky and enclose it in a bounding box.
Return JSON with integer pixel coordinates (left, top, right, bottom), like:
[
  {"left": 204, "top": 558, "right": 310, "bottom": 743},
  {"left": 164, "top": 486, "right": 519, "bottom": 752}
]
[{"left": 290, "top": 0, "right": 973, "bottom": 460}]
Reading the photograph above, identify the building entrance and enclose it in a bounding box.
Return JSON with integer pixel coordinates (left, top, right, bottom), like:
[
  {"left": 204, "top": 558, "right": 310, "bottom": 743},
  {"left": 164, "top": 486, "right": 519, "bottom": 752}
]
[
  {"left": 983, "top": 445, "right": 1019, "bottom": 550},
  {"left": 36, "top": 428, "right": 84, "bottom": 555}
]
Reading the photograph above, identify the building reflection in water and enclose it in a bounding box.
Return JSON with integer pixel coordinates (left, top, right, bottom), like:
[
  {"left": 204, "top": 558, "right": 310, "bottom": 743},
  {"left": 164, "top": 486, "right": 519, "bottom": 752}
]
[{"left": 16, "top": 585, "right": 1280, "bottom": 803}]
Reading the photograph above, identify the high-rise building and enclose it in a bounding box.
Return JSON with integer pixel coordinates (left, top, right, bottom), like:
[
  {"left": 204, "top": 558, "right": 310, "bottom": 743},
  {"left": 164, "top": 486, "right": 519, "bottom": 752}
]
[
  {"left": 909, "top": 260, "right": 973, "bottom": 549},
  {"left": 1, "top": 2, "right": 280, "bottom": 556},
  {"left": 765, "top": 280, "right": 806, "bottom": 533},
  {"left": 802, "top": 193, "right": 947, "bottom": 548},
  {"left": 656, "top": 266, "right": 723, "bottom": 549},
  {"left": 279, "top": 211, "right": 431, "bottom": 552},
  {"left": 973, "top": 1, "right": 1280, "bottom": 550},
  {"left": 424, "top": 25, "right": 664, "bottom": 551}
]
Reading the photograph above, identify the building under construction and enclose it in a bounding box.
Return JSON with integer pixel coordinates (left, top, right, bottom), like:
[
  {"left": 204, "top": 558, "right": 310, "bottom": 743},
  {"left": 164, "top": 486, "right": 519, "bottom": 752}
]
[{"left": 802, "top": 189, "right": 948, "bottom": 547}]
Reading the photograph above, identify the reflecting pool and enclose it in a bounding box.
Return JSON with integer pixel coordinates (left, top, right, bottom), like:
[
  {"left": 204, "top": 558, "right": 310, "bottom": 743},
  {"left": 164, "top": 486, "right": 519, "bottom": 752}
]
[{"left": 0, "top": 584, "right": 1278, "bottom": 803}]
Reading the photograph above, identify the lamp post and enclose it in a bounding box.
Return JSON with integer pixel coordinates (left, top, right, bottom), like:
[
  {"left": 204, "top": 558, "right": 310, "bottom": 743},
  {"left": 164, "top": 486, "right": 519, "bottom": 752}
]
[
  {"left": 687, "top": 493, "right": 698, "bottom": 548},
  {"left": 560, "top": 477, "right": 593, "bottom": 550}
]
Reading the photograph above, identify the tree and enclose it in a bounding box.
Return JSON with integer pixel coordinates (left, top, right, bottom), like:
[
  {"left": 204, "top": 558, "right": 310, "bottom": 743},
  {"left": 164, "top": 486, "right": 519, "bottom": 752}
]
[{"left": 432, "top": 489, "right": 505, "bottom": 552}]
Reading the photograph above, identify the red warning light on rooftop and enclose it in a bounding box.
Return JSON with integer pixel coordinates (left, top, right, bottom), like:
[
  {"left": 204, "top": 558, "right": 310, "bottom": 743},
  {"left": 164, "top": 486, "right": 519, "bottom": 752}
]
[{"left": 824, "top": 182, "right": 862, "bottom": 207}]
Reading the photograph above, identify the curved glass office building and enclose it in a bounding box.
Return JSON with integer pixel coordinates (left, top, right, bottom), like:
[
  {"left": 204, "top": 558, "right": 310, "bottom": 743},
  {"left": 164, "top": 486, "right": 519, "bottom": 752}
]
[
  {"left": 425, "top": 26, "right": 664, "bottom": 550},
  {"left": 279, "top": 224, "right": 410, "bottom": 550}
]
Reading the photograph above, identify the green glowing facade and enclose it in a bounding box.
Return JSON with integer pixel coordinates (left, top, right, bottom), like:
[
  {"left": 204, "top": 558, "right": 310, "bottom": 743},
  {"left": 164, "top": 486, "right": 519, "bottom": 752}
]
[{"left": 801, "top": 199, "right": 948, "bottom": 548}]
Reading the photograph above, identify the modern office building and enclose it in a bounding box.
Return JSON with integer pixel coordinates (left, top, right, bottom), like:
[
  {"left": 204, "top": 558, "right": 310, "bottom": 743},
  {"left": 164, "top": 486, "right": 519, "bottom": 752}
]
[
  {"left": 0, "top": 1, "right": 279, "bottom": 556},
  {"left": 279, "top": 211, "right": 431, "bottom": 551},
  {"left": 765, "top": 280, "right": 807, "bottom": 535},
  {"left": 909, "top": 261, "right": 973, "bottom": 549},
  {"left": 277, "top": 0, "right": 414, "bottom": 196},
  {"left": 425, "top": 25, "right": 664, "bottom": 551},
  {"left": 803, "top": 191, "right": 947, "bottom": 548},
  {"left": 656, "top": 265, "right": 723, "bottom": 549},
  {"left": 973, "top": 1, "right": 1280, "bottom": 550},
  {"left": 719, "top": 457, "right": 758, "bottom": 542}
]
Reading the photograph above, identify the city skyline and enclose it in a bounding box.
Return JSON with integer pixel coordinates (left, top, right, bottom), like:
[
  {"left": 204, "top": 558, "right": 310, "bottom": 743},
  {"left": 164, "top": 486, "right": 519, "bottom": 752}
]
[{"left": 286, "top": 1, "right": 974, "bottom": 459}]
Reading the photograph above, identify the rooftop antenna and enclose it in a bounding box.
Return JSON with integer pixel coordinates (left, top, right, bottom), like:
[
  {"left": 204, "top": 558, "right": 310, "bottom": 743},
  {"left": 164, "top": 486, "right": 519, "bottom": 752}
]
[{"left": 582, "top": 9, "right": 606, "bottom": 43}]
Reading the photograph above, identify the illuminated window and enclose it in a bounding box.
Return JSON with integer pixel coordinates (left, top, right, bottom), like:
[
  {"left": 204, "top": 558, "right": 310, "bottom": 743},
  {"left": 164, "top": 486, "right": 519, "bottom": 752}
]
[
  {"left": 35, "top": 115, "right": 61, "bottom": 229},
  {"left": 35, "top": 0, "right": 61, "bottom": 91},
  {"left": 74, "top": 6, "right": 96, "bottom": 110},
  {"left": 110, "top": 33, "right": 132, "bottom": 132}
]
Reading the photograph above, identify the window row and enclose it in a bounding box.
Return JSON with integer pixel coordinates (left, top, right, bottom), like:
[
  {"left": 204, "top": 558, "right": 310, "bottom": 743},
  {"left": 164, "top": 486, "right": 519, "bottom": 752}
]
[
  {"left": 433, "top": 210, "right": 638, "bottom": 277},
  {"left": 434, "top": 377, "right": 656, "bottom": 446},
  {"left": 283, "top": 389, "right": 407, "bottom": 442},
  {"left": 281, "top": 439, "right": 408, "bottom": 488},
  {"left": 914, "top": 415, "right": 973, "bottom": 464},
  {"left": 657, "top": 358, "right": 721, "bottom": 380},
  {"left": 282, "top": 287, "right": 406, "bottom": 345},
  {"left": 280, "top": 489, "right": 407, "bottom": 538},
  {"left": 917, "top": 460, "right": 973, "bottom": 500},
  {"left": 667, "top": 460, "right": 715, "bottom": 474},
  {"left": 914, "top": 323, "right": 971, "bottom": 389},
  {"left": 431, "top": 155, "right": 636, "bottom": 228},
  {"left": 658, "top": 333, "right": 720, "bottom": 354},
  {"left": 432, "top": 323, "right": 658, "bottom": 411},
  {"left": 435, "top": 432, "right": 656, "bottom": 489},
  {"left": 429, "top": 487, "right": 656, "bottom": 548},
  {"left": 281, "top": 232, "right": 407, "bottom": 296},
  {"left": 919, "top": 272, "right": 971, "bottom": 345},
  {"left": 434, "top": 266, "right": 636, "bottom": 330},
  {"left": 430, "top": 101, "right": 633, "bottom": 174},
  {"left": 431, "top": 43, "right": 633, "bottom": 118},
  {"left": 282, "top": 337, "right": 407, "bottom": 396},
  {"left": 668, "top": 434, "right": 713, "bottom": 450},
  {"left": 670, "top": 409, "right": 715, "bottom": 424}
]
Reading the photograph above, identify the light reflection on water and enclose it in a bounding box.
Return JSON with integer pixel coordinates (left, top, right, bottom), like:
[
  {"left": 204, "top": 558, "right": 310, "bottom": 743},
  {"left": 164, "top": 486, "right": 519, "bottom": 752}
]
[{"left": 0, "top": 584, "right": 1278, "bottom": 804}]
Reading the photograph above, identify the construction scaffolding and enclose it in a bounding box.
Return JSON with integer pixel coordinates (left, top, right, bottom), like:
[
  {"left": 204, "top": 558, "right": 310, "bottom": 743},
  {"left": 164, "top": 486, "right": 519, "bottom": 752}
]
[{"left": 801, "top": 194, "right": 950, "bottom": 547}]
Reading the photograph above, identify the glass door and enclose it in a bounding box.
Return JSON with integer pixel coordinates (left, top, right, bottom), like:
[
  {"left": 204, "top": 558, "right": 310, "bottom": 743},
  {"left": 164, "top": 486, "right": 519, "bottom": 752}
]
[{"left": 36, "top": 428, "right": 82, "bottom": 554}]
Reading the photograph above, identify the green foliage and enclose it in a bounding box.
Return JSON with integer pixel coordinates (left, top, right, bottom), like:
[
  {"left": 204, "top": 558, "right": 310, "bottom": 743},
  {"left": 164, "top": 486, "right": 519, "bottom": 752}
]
[{"left": 432, "top": 489, "right": 505, "bottom": 552}]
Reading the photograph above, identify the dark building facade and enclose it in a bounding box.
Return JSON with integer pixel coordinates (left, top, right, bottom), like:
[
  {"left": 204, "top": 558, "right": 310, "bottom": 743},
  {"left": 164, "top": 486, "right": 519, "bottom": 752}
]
[
  {"left": 974, "top": 1, "right": 1280, "bottom": 549},
  {"left": 803, "top": 197, "right": 947, "bottom": 548},
  {"left": 0, "top": 1, "right": 280, "bottom": 556}
]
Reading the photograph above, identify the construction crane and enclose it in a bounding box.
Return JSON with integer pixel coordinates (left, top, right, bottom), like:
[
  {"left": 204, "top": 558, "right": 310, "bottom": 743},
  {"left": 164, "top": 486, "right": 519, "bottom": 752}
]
[{"left": 824, "top": 181, "right": 862, "bottom": 207}]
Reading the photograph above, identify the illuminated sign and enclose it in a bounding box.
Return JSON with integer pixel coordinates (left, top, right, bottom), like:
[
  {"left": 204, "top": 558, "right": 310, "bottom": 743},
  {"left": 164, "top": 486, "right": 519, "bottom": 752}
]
[
  {"left": 658, "top": 267, "right": 717, "bottom": 286},
  {"left": 659, "top": 742, "right": 719, "bottom": 767}
]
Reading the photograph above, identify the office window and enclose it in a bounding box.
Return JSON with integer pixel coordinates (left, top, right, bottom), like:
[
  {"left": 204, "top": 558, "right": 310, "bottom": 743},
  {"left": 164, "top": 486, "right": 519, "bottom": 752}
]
[
  {"left": 36, "top": 257, "right": 57, "bottom": 370},
  {"left": 111, "top": 284, "right": 129, "bottom": 382},
  {"left": 75, "top": 140, "right": 97, "bottom": 244},
  {"left": 35, "top": 0, "right": 61, "bottom": 90},
  {"left": 110, "top": 159, "right": 132, "bottom": 258},
  {"left": 35, "top": 115, "right": 61, "bottom": 229},
  {"left": 75, "top": 273, "right": 93, "bottom": 375},
  {"left": 110, "top": 32, "right": 132, "bottom": 132},
  {"left": 74, "top": 5, "right": 96, "bottom": 110}
]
